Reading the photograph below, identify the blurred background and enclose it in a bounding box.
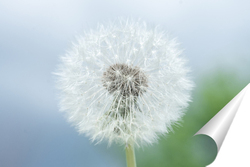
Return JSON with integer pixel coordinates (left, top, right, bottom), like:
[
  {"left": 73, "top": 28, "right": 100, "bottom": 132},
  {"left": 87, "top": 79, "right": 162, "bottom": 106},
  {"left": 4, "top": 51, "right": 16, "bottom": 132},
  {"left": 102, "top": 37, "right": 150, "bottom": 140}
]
[{"left": 0, "top": 0, "right": 250, "bottom": 166}]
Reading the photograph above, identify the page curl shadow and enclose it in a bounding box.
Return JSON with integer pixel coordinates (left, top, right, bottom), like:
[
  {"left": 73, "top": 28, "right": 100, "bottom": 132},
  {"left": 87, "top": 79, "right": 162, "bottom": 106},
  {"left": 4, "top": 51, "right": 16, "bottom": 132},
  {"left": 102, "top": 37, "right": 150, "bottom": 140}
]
[{"left": 190, "top": 134, "right": 217, "bottom": 167}]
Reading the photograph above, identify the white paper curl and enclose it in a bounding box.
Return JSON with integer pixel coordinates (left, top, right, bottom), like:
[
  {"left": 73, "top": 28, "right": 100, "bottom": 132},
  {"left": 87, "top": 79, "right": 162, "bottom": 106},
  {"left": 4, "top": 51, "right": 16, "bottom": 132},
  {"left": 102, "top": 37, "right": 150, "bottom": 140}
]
[{"left": 194, "top": 83, "right": 250, "bottom": 166}]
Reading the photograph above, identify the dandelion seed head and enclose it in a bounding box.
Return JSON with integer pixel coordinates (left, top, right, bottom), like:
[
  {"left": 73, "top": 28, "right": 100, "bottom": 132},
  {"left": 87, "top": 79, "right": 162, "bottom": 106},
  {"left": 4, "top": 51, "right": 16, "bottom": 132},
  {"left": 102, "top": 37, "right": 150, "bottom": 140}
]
[
  {"left": 102, "top": 63, "right": 148, "bottom": 97},
  {"left": 55, "top": 18, "right": 194, "bottom": 147}
]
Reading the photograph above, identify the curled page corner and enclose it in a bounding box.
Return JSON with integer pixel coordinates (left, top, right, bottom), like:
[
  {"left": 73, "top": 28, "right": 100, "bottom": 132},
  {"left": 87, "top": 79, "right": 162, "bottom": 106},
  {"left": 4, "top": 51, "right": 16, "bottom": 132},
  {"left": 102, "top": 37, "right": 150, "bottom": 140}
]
[{"left": 194, "top": 83, "right": 250, "bottom": 166}]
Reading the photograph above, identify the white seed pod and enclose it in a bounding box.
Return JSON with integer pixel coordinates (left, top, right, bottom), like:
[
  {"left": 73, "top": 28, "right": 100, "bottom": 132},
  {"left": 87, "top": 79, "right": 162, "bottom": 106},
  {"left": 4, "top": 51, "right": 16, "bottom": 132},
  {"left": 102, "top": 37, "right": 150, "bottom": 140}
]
[{"left": 55, "top": 19, "right": 194, "bottom": 147}]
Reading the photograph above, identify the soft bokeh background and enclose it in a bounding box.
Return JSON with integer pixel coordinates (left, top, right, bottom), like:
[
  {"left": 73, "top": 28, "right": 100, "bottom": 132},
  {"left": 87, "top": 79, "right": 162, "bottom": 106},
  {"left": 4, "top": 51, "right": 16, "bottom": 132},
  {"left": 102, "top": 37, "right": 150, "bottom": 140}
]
[{"left": 1, "top": 0, "right": 250, "bottom": 166}]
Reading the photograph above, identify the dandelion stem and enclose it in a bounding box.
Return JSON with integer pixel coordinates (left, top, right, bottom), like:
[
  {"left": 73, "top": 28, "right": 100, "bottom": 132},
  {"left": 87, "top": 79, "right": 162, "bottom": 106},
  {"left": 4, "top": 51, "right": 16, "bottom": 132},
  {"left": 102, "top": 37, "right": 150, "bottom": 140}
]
[{"left": 125, "top": 143, "right": 137, "bottom": 167}]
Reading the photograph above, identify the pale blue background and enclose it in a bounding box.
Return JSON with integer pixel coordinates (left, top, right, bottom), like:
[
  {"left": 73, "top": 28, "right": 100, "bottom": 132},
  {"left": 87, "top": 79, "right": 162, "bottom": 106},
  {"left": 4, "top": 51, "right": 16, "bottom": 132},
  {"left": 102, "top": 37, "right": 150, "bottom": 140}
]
[{"left": 0, "top": 0, "right": 250, "bottom": 166}]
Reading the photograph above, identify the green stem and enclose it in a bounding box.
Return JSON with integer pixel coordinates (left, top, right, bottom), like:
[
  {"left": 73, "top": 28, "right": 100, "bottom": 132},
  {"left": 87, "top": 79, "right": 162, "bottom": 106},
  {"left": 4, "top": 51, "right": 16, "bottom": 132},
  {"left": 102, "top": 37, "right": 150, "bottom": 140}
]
[{"left": 125, "top": 144, "right": 137, "bottom": 167}]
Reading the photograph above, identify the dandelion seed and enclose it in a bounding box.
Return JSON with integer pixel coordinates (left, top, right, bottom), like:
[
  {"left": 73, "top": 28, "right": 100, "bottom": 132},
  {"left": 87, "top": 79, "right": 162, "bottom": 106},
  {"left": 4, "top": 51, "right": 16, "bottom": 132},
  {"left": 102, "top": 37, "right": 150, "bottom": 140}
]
[{"left": 55, "top": 19, "right": 194, "bottom": 155}]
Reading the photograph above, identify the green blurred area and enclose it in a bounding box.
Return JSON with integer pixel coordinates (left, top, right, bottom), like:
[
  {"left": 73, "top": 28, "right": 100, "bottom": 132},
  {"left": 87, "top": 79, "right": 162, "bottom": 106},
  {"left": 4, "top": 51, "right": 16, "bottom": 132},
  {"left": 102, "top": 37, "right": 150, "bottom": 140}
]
[{"left": 135, "top": 68, "right": 249, "bottom": 167}]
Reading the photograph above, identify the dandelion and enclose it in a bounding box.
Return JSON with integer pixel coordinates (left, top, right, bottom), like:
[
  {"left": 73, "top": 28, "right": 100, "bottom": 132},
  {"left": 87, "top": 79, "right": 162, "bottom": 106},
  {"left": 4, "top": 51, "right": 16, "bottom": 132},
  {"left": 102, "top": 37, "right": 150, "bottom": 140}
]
[{"left": 55, "top": 19, "right": 194, "bottom": 167}]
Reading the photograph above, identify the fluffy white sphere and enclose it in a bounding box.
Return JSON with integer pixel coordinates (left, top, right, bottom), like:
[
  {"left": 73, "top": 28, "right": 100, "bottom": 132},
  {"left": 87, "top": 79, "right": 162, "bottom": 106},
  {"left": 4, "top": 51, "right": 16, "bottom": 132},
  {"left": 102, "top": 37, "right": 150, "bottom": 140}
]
[{"left": 56, "top": 19, "right": 194, "bottom": 147}]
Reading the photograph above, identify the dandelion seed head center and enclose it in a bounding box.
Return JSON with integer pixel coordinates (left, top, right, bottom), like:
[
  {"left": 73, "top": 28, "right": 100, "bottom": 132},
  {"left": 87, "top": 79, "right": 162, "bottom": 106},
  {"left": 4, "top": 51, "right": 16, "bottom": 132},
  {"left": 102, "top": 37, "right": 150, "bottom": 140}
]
[{"left": 102, "top": 63, "right": 148, "bottom": 97}]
